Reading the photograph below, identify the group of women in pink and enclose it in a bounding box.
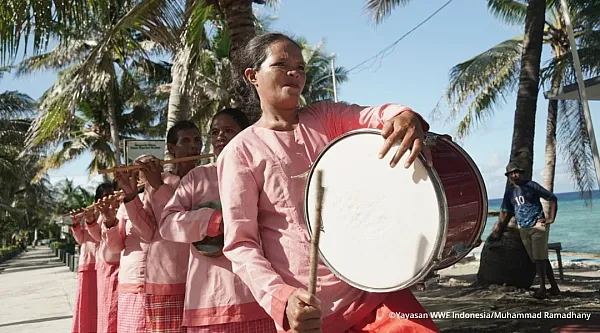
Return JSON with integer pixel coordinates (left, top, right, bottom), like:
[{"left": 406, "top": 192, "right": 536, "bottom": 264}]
[{"left": 69, "top": 32, "right": 441, "bottom": 333}]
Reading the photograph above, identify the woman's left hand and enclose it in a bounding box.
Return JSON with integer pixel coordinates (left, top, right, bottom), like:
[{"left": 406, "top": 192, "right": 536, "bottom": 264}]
[{"left": 378, "top": 110, "right": 433, "bottom": 168}]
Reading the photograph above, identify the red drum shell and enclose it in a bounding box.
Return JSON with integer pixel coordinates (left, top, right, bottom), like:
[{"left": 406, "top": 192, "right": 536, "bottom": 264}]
[{"left": 427, "top": 133, "right": 488, "bottom": 270}]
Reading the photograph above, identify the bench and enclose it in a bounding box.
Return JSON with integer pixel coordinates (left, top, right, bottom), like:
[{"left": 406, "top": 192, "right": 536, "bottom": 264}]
[{"left": 548, "top": 242, "right": 564, "bottom": 280}]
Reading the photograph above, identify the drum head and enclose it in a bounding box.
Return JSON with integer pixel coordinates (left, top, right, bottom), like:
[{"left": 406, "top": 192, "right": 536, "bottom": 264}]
[{"left": 305, "top": 129, "right": 448, "bottom": 292}]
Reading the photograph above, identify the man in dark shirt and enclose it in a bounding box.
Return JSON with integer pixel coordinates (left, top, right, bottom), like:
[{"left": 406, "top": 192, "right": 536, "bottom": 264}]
[{"left": 491, "top": 162, "right": 560, "bottom": 299}]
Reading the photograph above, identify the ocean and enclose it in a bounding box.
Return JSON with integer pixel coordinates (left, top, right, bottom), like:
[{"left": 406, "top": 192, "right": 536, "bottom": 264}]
[{"left": 483, "top": 190, "right": 600, "bottom": 254}]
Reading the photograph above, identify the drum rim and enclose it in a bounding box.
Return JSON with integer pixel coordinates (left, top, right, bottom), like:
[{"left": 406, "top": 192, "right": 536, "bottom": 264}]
[
  {"left": 303, "top": 128, "right": 449, "bottom": 293},
  {"left": 426, "top": 132, "right": 489, "bottom": 270}
]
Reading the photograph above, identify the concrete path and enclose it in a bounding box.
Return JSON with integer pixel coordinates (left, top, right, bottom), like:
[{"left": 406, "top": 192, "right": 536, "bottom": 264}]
[{"left": 0, "top": 246, "right": 77, "bottom": 333}]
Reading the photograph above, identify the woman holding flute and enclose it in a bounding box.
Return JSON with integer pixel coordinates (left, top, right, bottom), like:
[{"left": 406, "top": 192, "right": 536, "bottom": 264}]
[
  {"left": 98, "top": 154, "right": 154, "bottom": 332},
  {"left": 160, "top": 108, "right": 276, "bottom": 332},
  {"left": 70, "top": 189, "right": 103, "bottom": 333},
  {"left": 116, "top": 120, "right": 205, "bottom": 333},
  {"left": 90, "top": 182, "right": 122, "bottom": 333}
]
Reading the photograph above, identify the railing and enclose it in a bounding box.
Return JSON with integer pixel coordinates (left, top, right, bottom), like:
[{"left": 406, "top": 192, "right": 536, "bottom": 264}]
[{"left": 49, "top": 242, "right": 78, "bottom": 272}]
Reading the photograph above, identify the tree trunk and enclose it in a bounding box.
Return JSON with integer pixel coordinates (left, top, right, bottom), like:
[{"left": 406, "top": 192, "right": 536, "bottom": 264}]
[
  {"left": 166, "top": 58, "right": 189, "bottom": 133},
  {"left": 541, "top": 73, "right": 561, "bottom": 216},
  {"left": 508, "top": 0, "right": 547, "bottom": 180},
  {"left": 478, "top": 0, "right": 546, "bottom": 289},
  {"left": 218, "top": 0, "right": 256, "bottom": 106},
  {"left": 164, "top": 52, "right": 190, "bottom": 167},
  {"left": 105, "top": 58, "right": 121, "bottom": 166}
]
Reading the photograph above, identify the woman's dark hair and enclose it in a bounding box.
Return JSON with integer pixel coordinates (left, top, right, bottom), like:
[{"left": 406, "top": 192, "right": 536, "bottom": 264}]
[
  {"left": 94, "top": 182, "right": 115, "bottom": 202},
  {"left": 233, "top": 32, "right": 302, "bottom": 121},
  {"left": 166, "top": 120, "right": 200, "bottom": 145},
  {"left": 210, "top": 108, "right": 251, "bottom": 131}
]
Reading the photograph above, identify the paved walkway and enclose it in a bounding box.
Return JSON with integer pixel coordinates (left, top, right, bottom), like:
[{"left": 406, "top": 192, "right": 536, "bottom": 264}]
[{"left": 0, "top": 246, "right": 77, "bottom": 333}]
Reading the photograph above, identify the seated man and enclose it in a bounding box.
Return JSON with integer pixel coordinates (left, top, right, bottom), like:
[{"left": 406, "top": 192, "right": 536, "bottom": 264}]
[{"left": 491, "top": 162, "right": 560, "bottom": 299}]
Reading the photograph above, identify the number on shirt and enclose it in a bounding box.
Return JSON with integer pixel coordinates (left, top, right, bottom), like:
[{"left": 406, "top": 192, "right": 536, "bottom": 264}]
[{"left": 514, "top": 195, "right": 525, "bottom": 206}]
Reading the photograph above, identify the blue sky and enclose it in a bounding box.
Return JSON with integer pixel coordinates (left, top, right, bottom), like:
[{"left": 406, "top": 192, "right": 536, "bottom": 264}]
[{"left": 1, "top": 0, "right": 599, "bottom": 199}]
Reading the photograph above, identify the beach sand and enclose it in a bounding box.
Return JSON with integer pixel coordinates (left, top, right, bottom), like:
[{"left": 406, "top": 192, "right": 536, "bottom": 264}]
[{"left": 412, "top": 251, "right": 600, "bottom": 332}]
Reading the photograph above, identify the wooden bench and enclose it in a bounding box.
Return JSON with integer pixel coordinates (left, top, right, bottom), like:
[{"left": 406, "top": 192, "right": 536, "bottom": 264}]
[{"left": 548, "top": 242, "right": 564, "bottom": 280}]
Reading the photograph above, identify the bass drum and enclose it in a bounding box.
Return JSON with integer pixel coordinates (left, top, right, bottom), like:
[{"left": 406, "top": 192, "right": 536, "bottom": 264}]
[{"left": 425, "top": 132, "right": 488, "bottom": 270}]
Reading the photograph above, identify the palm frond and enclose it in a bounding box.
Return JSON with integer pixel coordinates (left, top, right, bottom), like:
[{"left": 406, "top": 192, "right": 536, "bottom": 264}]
[
  {"left": 486, "top": 0, "right": 529, "bottom": 26},
  {"left": 0, "top": 0, "right": 106, "bottom": 64},
  {"left": 34, "top": 142, "right": 87, "bottom": 179},
  {"left": 0, "top": 91, "right": 35, "bottom": 117},
  {"left": 363, "top": 0, "right": 413, "bottom": 24},
  {"left": 441, "top": 36, "right": 524, "bottom": 138},
  {"left": 556, "top": 98, "right": 597, "bottom": 206},
  {"left": 15, "top": 39, "right": 92, "bottom": 76},
  {"left": 25, "top": 70, "right": 80, "bottom": 149}
]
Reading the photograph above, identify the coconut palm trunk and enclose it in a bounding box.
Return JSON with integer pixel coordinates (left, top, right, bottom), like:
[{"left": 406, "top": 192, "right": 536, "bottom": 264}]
[
  {"left": 167, "top": 61, "right": 189, "bottom": 132},
  {"left": 508, "top": 0, "right": 547, "bottom": 178},
  {"left": 104, "top": 57, "right": 122, "bottom": 165},
  {"left": 477, "top": 0, "right": 547, "bottom": 290},
  {"left": 541, "top": 73, "right": 561, "bottom": 215},
  {"left": 218, "top": 0, "right": 255, "bottom": 62},
  {"left": 218, "top": 0, "right": 256, "bottom": 106}
]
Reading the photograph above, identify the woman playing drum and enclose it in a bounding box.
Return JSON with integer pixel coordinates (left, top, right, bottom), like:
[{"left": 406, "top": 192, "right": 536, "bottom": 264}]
[{"left": 217, "top": 32, "right": 439, "bottom": 332}]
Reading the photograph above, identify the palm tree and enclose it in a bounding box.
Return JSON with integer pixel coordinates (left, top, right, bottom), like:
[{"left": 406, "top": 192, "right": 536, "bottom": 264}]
[
  {"left": 26, "top": 87, "right": 163, "bottom": 179},
  {"left": 0, "top": 68, "right": 55, "bottom": 246},
  {"left": 436, "top": 0, "right": 599, "bottom": 206},
  {"left": 54, "top": 179, "right": 95, "bottom": 215},
  {"left": 297, "top": 39, "right": 349, "bottom": 106},
  {"left": 0, "top": 67, "right": 35, "bottom": 181},
  {"left": 437, "top": 0, "right": 600, "bottom": 288},
  {"left": 16, "top": 11, "right": 170, "bottom": 174}
]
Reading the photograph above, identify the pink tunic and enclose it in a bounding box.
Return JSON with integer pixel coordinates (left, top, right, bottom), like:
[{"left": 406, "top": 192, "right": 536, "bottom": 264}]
[
  {"left": 103, "top": 193, "right": 150, "bottom": 294},
  {"left": 217, "top": 101, "right": 430, "bottom": 332},
  {"left": 142, "top": 172, "right": 191, "bottom": 296},
  {"left": 72, "top": 219, "right": 100, "bottom": 272},
  {"left": 93, "top": 215, "right": 121, "bottom": 333},
  {"left": 160, "top": 164, "right": 271, "bottom": 327},
  {"left": 94, "top": 215, "right": 121, "bottom": 266}
]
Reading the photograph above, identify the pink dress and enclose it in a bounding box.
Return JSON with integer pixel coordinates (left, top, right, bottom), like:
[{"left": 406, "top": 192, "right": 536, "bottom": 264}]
[
  {"left": 141, "top": 172, "right": 191, "bottom": 333},
  {"left": 160, "top": 164, "right": 276, "bottom": 333},
  {"left": 103, "top": 194, "right": 150, "bottom": 333},
  {"left": 92, "top": 214, "right": 121, "bottom": 333},
  {"left": 217, "top": 101, "right": 439, "bottom": 333},
  {"left": 71, "top": 219, "right": 100, "bottom": 333}
]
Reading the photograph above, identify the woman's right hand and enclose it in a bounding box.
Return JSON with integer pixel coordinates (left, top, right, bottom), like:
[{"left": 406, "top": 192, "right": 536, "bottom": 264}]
[
  {"left": 83, "top": 208, "right": 96, "bottom": 225},
  {"left": 70, "top": 213, "right": 82, "bottom": 226},
  {"left": 285, "top": 289, "right": 322, "bottom": 332},
  {"left": 97, "top": 196, "right": 118, "bottom": 228},
  {"left": 114, "top": 171, "right": 138, "bottom": 202}
]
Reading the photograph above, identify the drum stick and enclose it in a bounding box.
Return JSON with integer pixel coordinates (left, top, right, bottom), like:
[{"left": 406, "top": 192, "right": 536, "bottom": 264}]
[
  {"left": 97, "top": 153, "right": 214, "bottom": 174},
  {"left": 308, "top": 170, "right": 325, "bottom": 296}
]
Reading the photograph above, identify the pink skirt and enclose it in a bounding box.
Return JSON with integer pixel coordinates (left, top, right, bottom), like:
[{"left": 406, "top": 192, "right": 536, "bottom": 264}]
[
  {"left": 72, "top": 270, "right": 98, "bottom": 333},
  {"left": 145, "top": 294, "right": 185, "bottom": 333},
  {"left": 117, "top": 293, "right": 146, "bottom": 332},
  {"left": 96, "top": 263, "right": 119, "bottom": 333},
  {"left": 185, "top": 318, "right": 276, "bottom": 333}
]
